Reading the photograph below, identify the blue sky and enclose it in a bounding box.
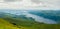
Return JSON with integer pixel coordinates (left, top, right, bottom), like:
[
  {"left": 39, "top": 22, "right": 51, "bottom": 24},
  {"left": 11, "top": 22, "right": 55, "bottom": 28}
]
[{"left": 0, "top": 0, "right": 60, "bottom": 10}]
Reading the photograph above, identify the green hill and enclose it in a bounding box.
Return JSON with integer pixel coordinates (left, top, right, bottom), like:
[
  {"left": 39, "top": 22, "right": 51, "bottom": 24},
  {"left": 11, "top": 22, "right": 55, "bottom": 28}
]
[
  {"left": 0, "top": 18, "right": 59, "bottom": 29},
  {"left": 0, "top": 18, "right": 29, "bottom": 29}
]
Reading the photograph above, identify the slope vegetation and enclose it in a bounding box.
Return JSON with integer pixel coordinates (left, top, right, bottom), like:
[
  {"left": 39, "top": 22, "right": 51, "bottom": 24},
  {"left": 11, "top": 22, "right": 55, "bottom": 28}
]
[{"left": 0, "top": 18, "right": 28, "bottom": 29}]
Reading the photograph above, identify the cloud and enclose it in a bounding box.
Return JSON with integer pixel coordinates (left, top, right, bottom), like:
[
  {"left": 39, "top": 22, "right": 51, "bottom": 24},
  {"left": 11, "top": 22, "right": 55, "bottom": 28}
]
[
  {"left": 25, "top": 12, "right": 57, "bottom": 24},
  {"left": 31, "top": 0, "right": 41, "bottom": 4},
  {"left": 0, "top": 0, "right": 60, "bottom": 10},
  {"left": 4, "top": 0, "right": 22, "bottom": 2},
  {"left": 4, "top": 0, "right": 16, "bottom": 2}
]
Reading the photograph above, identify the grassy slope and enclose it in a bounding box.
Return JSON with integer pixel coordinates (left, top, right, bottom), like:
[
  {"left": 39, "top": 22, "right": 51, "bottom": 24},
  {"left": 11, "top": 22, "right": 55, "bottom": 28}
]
[
  {"left": 2, "top": 18, "right": 60, "bottom": 29},
  {"left": 0, "top": 18, "right": 29, "bottom": 29}
]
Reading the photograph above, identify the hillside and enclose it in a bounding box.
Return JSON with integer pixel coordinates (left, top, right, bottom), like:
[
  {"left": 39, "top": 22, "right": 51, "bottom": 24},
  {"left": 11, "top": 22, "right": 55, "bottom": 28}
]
[
  {"left": 28, "top": 10, "right": 60, "bottom": 23},
  {"left": 0, "top": 17, "right": 60, "bottom": 29},
  {"left": 0, "top": 18, "right": 29, "bottom": 29},
  {"left": 0, "top": 10, "right": 60, "bottom": 29}
]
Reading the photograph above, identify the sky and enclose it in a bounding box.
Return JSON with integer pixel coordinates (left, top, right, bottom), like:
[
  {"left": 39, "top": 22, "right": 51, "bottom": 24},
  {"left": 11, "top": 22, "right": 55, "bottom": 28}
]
[{"left": 0, "top": 0, "right": 60, "bottom": 10}]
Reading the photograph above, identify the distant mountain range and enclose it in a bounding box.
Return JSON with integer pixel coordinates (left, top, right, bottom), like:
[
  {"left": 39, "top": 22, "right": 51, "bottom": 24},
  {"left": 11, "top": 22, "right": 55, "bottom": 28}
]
[
  {"left": 28, "top": 10, "right": 60, "bottom": 23},
  {"left": 0, "top": 10, "right": 60, "bottom": 24}
]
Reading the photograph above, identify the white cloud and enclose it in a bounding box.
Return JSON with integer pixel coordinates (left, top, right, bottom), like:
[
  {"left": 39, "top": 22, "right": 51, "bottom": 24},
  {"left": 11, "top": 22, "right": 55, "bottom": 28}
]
[{"left": 0, "top": 0, "right": 60, "bottom": 10}]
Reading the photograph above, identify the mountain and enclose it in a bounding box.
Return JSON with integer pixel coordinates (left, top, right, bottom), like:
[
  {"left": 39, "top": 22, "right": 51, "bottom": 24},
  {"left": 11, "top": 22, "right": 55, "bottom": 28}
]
[
  {"left": 28, "top": 10, "right": 60, "bottom": 23},
  {"left": 0, "top": 10, "right": 60, "bottom": 29},
  {"left": 0, "top": 10, "right": 57, "bottom": 24},
  {"left": 0, "top": 10, "right": 60, "bottom": 24}
]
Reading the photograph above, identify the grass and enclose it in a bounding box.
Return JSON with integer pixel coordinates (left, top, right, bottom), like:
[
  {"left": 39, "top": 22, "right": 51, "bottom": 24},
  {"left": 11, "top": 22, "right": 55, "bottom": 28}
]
[
  {"left": 0, "top": 18, "right": 29, "bottom": 29},
  {"left": 0, "top": 18, "right": 59, "bottom": 29}
]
